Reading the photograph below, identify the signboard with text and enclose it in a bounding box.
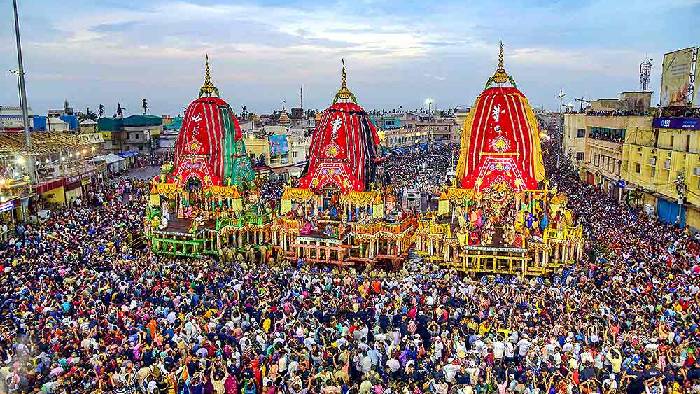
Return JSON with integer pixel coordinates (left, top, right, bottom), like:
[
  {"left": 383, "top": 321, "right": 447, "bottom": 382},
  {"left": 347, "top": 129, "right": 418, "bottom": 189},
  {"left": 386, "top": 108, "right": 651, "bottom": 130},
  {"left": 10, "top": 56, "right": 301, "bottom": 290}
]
[{"left": 653, "top": 117, "right": 700, "bottom": 130}]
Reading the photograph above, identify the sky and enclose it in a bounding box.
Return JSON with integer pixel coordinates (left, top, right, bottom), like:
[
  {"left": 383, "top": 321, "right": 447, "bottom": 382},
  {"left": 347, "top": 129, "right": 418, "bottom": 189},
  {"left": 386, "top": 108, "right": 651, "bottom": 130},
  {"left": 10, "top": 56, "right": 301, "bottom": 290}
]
[{"left": 1, "top": 0, "right": 698, "bottom": 117}]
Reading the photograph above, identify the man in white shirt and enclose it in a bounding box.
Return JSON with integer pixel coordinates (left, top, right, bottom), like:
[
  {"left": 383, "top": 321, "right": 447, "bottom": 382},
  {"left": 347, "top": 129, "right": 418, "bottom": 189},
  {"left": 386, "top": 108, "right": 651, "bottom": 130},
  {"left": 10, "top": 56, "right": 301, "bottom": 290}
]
[
  {"left": 516, "top": 337, "right": 531, "bottom": 360},
  {"left": 492, "top": 339, "right": 505, "bottom": 362},
  {"left": 443, "top": 361, "right": 460, "bottom": 383},
  {"left": 386, "top": 358, "right": 400, "bottom": 374},
  {"left": 504, "top": 341, "right": 515, "bottom": 364}
]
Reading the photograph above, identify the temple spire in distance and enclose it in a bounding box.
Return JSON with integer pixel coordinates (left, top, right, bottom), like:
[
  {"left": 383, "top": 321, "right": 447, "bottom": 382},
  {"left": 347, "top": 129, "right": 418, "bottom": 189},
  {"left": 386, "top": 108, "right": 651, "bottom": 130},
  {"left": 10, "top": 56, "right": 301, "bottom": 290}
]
[
  {"left": 334, "top": 58, "right": 357, "bottom": 104},
  {"left": 199, "top": 54, "right": 220, "bottom": 98}
]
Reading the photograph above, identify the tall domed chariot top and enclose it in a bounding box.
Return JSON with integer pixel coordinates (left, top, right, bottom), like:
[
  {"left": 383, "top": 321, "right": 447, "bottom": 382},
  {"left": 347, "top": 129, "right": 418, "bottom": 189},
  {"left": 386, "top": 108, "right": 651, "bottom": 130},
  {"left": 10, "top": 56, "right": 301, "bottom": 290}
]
[
  {"left": 456, "top": 42, "right": 545, "bottom": 192},
  {"left": 172, "top": 55, "right": 254, "bottom": 189},
  {"left": 298, "top": 59, "right": 381, "bottom": 193}
]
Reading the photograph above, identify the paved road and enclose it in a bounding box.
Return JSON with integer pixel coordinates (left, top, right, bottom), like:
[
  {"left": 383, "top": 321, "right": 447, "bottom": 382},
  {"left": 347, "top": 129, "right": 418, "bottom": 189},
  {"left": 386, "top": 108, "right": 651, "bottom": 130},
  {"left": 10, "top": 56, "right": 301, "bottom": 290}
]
[{"left": 120, "top": 165, "right": 161, "bottom": 181}]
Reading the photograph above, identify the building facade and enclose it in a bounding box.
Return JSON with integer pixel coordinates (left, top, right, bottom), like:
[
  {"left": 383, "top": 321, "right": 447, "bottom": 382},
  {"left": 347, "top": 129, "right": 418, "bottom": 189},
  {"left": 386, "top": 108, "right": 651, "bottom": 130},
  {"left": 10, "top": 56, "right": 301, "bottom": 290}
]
[
  {"left": 243, "top": 125, "right": 311, "bottom": 179},
  {"left": 0, "top": 106, "right": 33, "bottom": 131},
  {"left": 622, "top": 117, "right": 700, "bottom": 229},
  {"left": 98, "top": 115, "right": 163, "bottom": 154},
  {"left": 564, "top": 113, "right": 652, "bottom": 200}
]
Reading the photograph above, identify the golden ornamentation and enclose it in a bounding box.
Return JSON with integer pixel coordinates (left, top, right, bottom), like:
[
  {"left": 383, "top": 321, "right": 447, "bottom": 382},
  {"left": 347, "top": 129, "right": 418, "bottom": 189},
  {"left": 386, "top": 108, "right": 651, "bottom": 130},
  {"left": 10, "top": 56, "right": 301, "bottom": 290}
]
[
  {"left": 333, "top": 58, "right": 357, "bottom": 104},
  {"left": 199, "top": 54, "right": 220, "bottom": 98},
  {"left": 281, "top": 187, "right": 315, "bottom": 202},
  {"left": 325, "top": 144, "right": 339, "bottom": 158},
  {"left": 485, "top": 41, "right": 517, "bottom": 88},
  {"left": 154, "top": 182, "right": 180, "bottom": 197},
  {"left": 490, "top": 135, "right": 509, "bottom": 153},
  {"left": 492, "top": 41, "right": 508, "bottom": 84},
  {"left": 443, "top": 187, "right": 474, "bottom": 201},
  {"left": 339, "top": 191, "right": 379, "bottom": 206},
  {"left": 206, "top": 185, "right": 240, "bottom": 198}
]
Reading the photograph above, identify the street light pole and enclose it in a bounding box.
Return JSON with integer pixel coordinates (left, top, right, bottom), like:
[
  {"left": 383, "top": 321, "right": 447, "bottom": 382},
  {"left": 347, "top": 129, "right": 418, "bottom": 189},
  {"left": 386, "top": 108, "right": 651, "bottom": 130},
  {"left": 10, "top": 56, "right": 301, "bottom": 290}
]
[
  {"left": 12, "top": 0, "right": 36, "bottom": 184},
  {"left": 12, "top": 0, "right": 31, "bottom": 150}
]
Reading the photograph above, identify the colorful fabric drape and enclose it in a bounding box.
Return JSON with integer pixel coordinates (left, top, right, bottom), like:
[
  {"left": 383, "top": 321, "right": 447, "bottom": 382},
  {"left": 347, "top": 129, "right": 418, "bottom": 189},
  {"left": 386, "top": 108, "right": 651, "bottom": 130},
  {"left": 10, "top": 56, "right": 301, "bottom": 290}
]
[
  {"left": 299, "top": 102, "right": 380, "bottom": 193},
  {"left": 173, "top": 96, "right": 253, "bottom": 187},
  {"left": 456, "top": 86, "right": 545, "bottom": 191}
]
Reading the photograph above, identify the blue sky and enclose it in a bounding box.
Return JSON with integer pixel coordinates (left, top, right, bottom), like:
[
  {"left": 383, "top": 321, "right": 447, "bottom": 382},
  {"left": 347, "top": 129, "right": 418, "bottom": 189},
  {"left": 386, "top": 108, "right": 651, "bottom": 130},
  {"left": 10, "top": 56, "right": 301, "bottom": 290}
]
[{"left": 1, "top": 0, "right": 698, "bottom": 116}]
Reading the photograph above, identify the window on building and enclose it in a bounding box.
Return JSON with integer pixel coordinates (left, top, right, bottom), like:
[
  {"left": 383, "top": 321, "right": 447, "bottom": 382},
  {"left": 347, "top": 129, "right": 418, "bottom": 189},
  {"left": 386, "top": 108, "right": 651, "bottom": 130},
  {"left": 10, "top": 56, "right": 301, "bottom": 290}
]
[
  {"left": 576, "top": 129, "right": 585, "bottom": 138},
  {"left": 588, "top": 127, "right": 626, "bottom": 142},
  {"left": 135, "top": 133, "right": 140, "bottom": 140},
  {"left": 687, "top": 135, "right": 691, "bottom": 152},
  {"left": 576, "top": 152, "right": 584, "bottom": 161},
  {"left": 671, "top": 135, "right": 675, "bottom": 150},
  {"left": 292, "top": 151, "right": 297, "bottom": 158},
  {"left": 635, "top": 163, "right": 641, "bottom": 173}
]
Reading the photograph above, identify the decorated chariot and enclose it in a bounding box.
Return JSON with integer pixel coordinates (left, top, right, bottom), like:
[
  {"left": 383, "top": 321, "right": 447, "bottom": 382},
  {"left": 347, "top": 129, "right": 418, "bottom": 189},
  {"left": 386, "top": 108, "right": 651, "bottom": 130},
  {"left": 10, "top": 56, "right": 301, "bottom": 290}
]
[
  {"left": 269, "top": 61, "right": 416, "bottom": 268},
  {"left": 413, "top": 43, "right": 584, "bottom": 276},
  {"left": 145, "top": 57, "right": 272, "bottom": 258}
]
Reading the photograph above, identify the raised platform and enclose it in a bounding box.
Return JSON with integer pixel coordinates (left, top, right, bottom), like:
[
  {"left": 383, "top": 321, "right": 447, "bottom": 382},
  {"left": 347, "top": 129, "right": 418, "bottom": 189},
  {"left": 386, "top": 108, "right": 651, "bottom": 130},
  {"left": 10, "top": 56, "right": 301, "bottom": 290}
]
[
  {"left": 463, "top": 245, "right": 528, "bottom": 253},
  {"left": 151, "top": 217, "right": 216, "bottom": 237}
]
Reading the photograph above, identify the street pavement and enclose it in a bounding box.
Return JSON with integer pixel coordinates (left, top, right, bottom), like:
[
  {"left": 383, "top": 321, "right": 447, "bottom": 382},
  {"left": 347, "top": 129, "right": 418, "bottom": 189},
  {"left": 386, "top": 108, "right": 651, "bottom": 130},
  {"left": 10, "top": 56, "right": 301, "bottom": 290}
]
[{"left": 121, "top": 165, "right": 161, "bottom": 181}]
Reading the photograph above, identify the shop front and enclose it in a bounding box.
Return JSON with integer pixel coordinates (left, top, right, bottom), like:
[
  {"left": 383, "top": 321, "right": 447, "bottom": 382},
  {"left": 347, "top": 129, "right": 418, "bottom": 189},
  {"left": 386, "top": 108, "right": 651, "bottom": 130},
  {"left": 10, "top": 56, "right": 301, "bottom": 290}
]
[
  {"left": 656, "top": 197, "right": 686, "bottom": 228},
  {"left": 64, "top": 175, "right": 84, "bottom": 205},
  {"left": 586, "top": 171, "right": 595, "bottom": 186},
  {"left": 36, "top": 179, "right": 66, "bottom": 206}
]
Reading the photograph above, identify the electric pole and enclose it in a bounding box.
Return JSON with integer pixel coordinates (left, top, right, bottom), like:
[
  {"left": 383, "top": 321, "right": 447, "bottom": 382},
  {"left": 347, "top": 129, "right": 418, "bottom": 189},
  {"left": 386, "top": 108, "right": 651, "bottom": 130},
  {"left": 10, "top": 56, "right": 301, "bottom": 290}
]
[{"left": 13, "top": 0, "right": 31, "bottom": 149}]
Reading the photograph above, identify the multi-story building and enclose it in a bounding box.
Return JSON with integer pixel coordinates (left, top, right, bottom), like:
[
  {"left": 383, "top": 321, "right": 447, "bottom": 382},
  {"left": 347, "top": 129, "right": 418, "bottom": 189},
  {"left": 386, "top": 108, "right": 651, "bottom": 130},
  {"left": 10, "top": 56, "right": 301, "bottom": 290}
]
[
  {"left": 372, "top": 115, "right": 402, "bottom": 131},
  {"left": 243, "top": 125, "right": 311, "bottom": 179},
  {"left": 563, "top": 92, "right": 654, "bottom": 201},
  {"left": 383, "top": 127, "right": 430, "bottom": 148},
  {"left": 159, "top": 116, "right": 182, "bottom": 151},
  {"left": 0, "top": 106, "right": 33, "bottom": 131},
  {"left": 403, "top": 113, "right": 459, "bottom": 144},
  {"left": 377, "top": 111, "right": 461, "bottom": 148},
  {"left": 454, "top": 108, "right": 470, "bottom": 142},
  {"left": 99, "top": 118, "right": 123, "bottom": 153},
  {"left": 564, "top": 112, "right": 652, "bottom": 199},
  {"left": 98, "top": 115, "right": 163, "bottom": 154},
  {"left": 123, "top": 115, "right": 162, "bottom": 154},
  {"left": 622, "top": 117, "right": 700, "bottom": 229}
]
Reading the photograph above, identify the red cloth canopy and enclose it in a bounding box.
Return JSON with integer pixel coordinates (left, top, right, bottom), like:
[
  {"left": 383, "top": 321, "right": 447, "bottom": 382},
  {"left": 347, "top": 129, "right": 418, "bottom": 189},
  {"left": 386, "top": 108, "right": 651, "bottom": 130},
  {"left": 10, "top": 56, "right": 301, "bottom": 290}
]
[
  {"left": 173, "top": 96, "right": 243, "bottom": 187},
  {"left": 457, "top": 86, "right": 545, "bottom": 191},
  {"left": 298, "top": 102, "right": 380, "bottom": 193}
]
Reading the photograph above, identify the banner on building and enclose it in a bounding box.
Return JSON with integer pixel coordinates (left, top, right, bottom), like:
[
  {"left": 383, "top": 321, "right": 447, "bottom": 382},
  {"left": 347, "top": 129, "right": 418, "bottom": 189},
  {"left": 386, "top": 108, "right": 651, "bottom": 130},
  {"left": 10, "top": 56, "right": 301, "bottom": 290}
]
[
  {"left": 695, "top": 52, "right": 700, "bottom": 108},
  {"left": 269, "top": 134, "right": 289, "bottom": 156},
  {"left": 660, "top": 48, "right": 695, "bottom": 107},
  {"left": 0, "top": 201, "right": 14, "bottom": 213},
  {"left": 652, "top": 117, "right": 700, "bottom": 130}
]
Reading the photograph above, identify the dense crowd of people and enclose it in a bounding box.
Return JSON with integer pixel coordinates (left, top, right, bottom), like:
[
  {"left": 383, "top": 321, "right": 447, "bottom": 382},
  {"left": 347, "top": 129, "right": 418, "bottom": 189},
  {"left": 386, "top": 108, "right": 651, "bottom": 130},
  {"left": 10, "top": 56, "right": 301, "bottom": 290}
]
[
  {"left": 1, "top": 130, "right": 700, "bottom": 394},
  {"left": 381, "top": 144, "right": 456, "bottom": 195}
]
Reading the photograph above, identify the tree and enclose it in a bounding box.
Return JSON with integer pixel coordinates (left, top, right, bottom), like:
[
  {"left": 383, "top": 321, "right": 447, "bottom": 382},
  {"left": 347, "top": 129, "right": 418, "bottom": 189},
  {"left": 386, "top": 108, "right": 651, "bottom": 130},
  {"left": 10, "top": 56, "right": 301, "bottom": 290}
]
[{"left": 77, "top": 107, "right": 98, "bottom": 122}]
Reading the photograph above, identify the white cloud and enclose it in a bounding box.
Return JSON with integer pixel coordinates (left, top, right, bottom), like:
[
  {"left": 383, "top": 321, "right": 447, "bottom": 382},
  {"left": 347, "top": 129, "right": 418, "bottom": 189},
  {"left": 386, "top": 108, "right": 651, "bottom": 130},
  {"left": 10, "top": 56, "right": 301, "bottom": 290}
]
[{"left": 3, "top": 0, "right": 695, "bottom": 114}]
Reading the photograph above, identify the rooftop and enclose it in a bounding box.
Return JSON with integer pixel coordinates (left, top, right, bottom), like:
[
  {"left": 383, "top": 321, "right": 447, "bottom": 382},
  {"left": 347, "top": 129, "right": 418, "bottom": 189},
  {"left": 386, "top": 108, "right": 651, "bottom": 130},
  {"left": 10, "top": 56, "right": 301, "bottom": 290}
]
[{"left": 0, "top": 132, "right": 95, "bottom": 155}]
